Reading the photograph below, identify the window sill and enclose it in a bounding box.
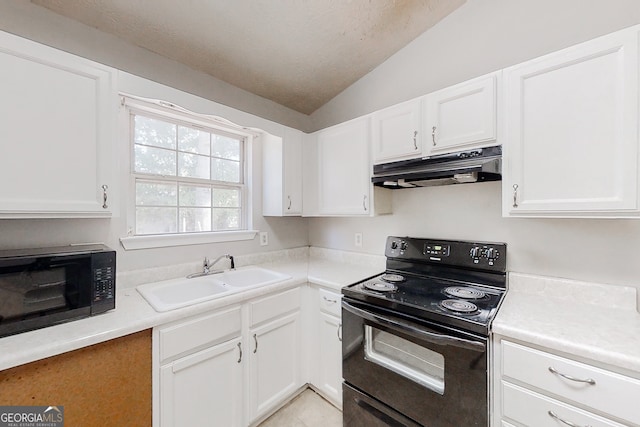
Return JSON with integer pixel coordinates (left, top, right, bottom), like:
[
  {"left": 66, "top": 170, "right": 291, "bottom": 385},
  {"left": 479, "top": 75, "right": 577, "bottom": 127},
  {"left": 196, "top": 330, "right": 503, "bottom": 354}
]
[{"left": 120, "top": 230, "right": 258, "bottom": 250}]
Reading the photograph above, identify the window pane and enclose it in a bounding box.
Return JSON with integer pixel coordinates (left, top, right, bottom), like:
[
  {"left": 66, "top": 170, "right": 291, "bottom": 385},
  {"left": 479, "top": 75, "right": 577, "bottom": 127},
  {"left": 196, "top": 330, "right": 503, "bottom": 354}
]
[
  {"left": 135, "top": 145, "right": 176, "bottom": 176},
  {"left": 178, "top": 126, "right": 210, "bottom": 155},
  {"left": 179, "top": 208, "right": 212, "bottom": 232},
  {"left": 213, "top": 208, "right": 241, "bottom": 230},
  {"left": 136, "top": 181, "right": 177, "bottom": 206},
  {"left": 136, "top": 207, "right": 177, "bottom": 234},
  {"left": 179, "top": 184, "right": 211, "bottom": 207},
  {"left": 212, "top": 134, "right": 240, "bottom": 161},
  {"left": 134, "top": 115, "right": 176, "bottom": 149},
  {"left": 179, "top": 152, "right": 210, "bottom": 179},
  {"left": 213, "top": 188, "right": 240, "bottom": 208},
  {"left": 212, "top": 158, "right": 240, "bottom": 183}
]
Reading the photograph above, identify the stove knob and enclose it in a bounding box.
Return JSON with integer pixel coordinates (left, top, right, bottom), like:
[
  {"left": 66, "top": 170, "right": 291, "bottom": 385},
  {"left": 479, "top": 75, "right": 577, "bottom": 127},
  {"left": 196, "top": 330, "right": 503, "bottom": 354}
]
[
  {"left": 486, "top": 247, "right": 498, "bottom": 260},
  {"left": 400, "top": 241, "right": 408, "bottom": 251},
  {"left": 390, "top": 241, "right": 398, "bottom": 250},
  {"left": 470, "top": 246, "right": 482, "bottom": 259}
]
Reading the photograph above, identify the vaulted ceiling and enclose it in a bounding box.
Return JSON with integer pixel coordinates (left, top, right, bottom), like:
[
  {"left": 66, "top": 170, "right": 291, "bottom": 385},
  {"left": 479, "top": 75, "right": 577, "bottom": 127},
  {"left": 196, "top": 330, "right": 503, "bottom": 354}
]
[{"left": 32, "top": 0, "right": 465, "bottom": 114}]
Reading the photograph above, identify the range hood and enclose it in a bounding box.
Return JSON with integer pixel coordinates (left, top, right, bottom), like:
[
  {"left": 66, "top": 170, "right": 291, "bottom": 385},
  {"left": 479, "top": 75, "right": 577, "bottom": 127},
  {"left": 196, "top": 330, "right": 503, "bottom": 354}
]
[{"left": 372, "top": 146, "right": 502, "bottom": 189}]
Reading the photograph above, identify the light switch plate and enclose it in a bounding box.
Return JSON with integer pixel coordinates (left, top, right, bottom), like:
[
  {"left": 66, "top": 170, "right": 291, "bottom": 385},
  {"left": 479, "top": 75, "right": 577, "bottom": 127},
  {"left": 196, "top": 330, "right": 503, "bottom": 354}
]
[
  {"left": 354, "top": 232, "right": 363, "bottom": 247},
  {"left": 260, "top": 231, "right": 269, "bottom": 246}
]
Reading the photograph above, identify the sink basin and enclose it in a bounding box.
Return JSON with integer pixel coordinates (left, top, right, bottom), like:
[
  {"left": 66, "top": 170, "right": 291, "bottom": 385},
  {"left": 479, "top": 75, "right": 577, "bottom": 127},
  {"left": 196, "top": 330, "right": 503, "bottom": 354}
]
[
  {"left": 137, "top": 275, "right": 231, "bottom": 312},
  {"left": 137, "top": 267, "right": 291, "bottom": 312},
  {"left": 214, "top": 267, "right": 291, "bottom": 288}
]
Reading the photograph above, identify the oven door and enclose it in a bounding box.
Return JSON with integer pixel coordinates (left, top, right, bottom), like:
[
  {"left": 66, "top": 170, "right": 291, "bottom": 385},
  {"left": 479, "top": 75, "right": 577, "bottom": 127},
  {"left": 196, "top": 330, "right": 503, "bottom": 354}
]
[{"left": 342, "top": 299, "right": 488, "bottom": 427}]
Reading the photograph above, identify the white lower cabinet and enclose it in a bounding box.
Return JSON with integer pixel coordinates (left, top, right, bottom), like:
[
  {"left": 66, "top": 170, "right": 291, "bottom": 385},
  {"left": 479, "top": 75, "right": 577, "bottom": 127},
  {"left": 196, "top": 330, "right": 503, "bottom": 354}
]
[
  {"left": 249, "top": 311, "right": 301, "bottom": 421},
  {"left": 310, "top": 287, "right": 343, "bottom": 408},
  {"left": 154, "top": 287, "right": 303, "bottom": 427},
  {"left": 317, "top": 312, "right": 342, "bottom": 405},
  {"left": 160, "top": 337, "right": 243, "bottom": 426},
  {"left": 494, "top": 338, "right": 640, "bottom": 427}
]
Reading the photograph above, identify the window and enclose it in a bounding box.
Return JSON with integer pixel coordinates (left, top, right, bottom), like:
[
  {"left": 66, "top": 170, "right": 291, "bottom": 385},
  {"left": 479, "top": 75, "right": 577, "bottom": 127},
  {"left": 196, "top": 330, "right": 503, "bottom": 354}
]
[{"left": 126, "top": 99, "right": 248, "bottom": 237}]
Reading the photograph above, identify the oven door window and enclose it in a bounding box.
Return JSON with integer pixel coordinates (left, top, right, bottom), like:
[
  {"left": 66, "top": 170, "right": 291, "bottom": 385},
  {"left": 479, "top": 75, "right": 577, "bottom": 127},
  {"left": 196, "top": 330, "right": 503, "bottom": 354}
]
[{"left": 364, "top": 325, "right": 445, "bottom": 394}]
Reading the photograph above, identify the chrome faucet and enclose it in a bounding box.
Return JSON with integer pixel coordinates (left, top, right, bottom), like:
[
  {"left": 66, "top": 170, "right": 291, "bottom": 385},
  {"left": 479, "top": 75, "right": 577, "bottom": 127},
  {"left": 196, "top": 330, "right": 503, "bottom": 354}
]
[{"left": 187, "top": 254, "right": 235, "bottom": 278}]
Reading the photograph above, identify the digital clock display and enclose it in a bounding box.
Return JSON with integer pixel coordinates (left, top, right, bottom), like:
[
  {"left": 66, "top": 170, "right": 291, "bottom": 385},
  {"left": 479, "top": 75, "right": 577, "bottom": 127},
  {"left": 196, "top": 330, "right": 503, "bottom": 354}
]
[{"left": 424, "top": 243, "right": 450, "bottom": 257}]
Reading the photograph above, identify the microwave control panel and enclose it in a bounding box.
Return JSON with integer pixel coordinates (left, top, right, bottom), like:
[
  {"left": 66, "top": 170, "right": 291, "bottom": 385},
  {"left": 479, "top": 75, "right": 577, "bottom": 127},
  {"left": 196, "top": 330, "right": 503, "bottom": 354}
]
[{"left": 91, "top": 251, "right": 116, "bottom": 311}]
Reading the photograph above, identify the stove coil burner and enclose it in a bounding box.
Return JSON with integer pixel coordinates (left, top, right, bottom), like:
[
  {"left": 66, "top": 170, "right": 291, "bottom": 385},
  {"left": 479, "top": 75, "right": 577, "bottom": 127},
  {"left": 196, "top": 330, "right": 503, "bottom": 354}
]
[
  {"left": 380, "top": 273, "right": 405, "bottom": 283},
  {"left": 363, "top": 281, "right": 398, "bottom": 293},
  {"left": 440, "top": 299, "right": 478, "bottom": 313},
  {"left": 443, "top": 286, "right": 486, "bottom": 300}
]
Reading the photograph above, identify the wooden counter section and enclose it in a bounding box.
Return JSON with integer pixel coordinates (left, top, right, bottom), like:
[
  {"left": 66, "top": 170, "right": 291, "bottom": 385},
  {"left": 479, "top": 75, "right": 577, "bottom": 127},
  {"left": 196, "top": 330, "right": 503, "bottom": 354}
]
[{"left": 0, "top": 329, "right": 152, "bottom": 426}]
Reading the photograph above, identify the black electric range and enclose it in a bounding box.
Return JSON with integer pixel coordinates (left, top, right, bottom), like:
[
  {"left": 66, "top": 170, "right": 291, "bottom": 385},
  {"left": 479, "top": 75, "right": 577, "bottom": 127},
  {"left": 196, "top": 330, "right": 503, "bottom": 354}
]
[{"left": 342, "top": 236, "right": 507, "bottom": 336}]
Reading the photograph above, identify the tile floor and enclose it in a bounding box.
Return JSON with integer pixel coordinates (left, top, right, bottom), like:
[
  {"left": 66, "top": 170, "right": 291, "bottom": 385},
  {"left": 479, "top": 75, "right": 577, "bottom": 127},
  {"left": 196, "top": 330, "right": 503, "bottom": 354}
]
[{"left": 258, "top": 388, "right": 342, "bottom": 427}]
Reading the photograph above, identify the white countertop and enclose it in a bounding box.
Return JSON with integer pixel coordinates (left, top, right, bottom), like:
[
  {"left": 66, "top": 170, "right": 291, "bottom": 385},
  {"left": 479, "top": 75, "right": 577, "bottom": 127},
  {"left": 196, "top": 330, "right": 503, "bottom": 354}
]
[
  {"left": 0, "top": 248, "right": 384, "bottom": 371},
  {"left": 493, "top": 273, "right": 640, "bottom": 375}
]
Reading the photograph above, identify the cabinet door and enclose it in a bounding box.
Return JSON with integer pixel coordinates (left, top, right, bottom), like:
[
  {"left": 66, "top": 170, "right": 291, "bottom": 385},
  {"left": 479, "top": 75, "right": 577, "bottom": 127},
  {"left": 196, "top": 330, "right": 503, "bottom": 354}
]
[
  {"left": 262, "top": 129, "right": 303, "bottom": 217},
  {"left": 0, "top": 31, "right": 115, "bottom": 218},
  {"left": 283, "top": 128, "right": 303, "bottom": 215},
  {"left": 249, "top": 311, "right": 301, "bottom": 421},
  {"left": 372, "top": 99, "right": 422, "bottom": 163},
  {"left": 503, "top": 27, "right": 639, "bottom": 217},
  {"left": 317, "top": 312, "right": 342, "bottom": 407},
  {"left": 317, "top": 118, "right": 371, "bottom": 215},
  {"left": 424, "top": 73, "right": 497, "bottom": 156},
  {"left": 160, "top": 337, "right": 243, "bottom": 427}
]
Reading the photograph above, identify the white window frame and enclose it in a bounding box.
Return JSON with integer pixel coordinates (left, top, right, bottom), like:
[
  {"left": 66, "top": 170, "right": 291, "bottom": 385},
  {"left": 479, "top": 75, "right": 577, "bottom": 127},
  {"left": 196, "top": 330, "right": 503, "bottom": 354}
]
[{"left": 119, "top": 95, "right": 257, "bottom": 250}]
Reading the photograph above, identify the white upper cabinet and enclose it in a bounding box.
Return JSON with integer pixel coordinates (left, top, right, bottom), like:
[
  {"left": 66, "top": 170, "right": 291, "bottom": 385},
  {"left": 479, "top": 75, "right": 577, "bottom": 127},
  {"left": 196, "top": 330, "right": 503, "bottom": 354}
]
[
  {"left": 502, "top": 25, "right": 640, "bottom": 217},
  {"left": 0, "top": 31, "right": 116, "bottom": 218},
  {"left": 262, "top": 128, "right": 303, "bottom": 216},
  {"left": 424, "top": 72, "right": 498, "bottom": 156},
  {"left": 372, "top": 98, "right": 422, "bottom": 164},
  {"left": 314, "top": 117, "right": 391, "bottom": 216}
]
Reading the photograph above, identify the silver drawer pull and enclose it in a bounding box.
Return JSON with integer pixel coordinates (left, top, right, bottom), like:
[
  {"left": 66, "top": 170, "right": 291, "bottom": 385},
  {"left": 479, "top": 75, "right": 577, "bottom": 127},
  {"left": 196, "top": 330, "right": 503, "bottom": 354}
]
[
  {"left": 548, "top": 367, "right": 596, "bottom": 385},
  {"left": 323, "top": 296, "right": 337, "bottom": 304},
  {"left": 548, "top": 410, "right": 593, "bottom": 427}
]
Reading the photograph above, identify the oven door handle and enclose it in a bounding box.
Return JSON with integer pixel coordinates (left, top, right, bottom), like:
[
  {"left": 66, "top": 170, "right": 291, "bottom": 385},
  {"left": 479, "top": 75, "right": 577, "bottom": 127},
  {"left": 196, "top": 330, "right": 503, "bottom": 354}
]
[{"left": 342, "top": 301, "right": 486, "bottom": 353}]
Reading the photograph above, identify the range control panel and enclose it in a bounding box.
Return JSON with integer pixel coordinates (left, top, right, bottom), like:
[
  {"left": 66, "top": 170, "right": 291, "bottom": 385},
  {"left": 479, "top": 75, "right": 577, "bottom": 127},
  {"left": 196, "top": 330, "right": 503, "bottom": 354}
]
[{"left": 385, "top": 236, "right": 506, "bottom": 272}]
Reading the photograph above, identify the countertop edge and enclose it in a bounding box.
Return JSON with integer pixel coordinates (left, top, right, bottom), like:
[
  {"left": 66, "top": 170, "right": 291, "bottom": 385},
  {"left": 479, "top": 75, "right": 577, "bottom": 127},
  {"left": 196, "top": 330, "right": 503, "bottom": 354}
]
[{"left": 0, "top": 257, "right": 379, "bottom": 371}]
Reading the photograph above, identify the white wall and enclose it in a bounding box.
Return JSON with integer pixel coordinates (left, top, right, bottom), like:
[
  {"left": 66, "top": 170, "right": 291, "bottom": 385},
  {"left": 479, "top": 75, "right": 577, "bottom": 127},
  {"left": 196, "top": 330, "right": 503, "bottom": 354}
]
[{"left": 308, "top": 0, "right": 640, "bottom": 290}]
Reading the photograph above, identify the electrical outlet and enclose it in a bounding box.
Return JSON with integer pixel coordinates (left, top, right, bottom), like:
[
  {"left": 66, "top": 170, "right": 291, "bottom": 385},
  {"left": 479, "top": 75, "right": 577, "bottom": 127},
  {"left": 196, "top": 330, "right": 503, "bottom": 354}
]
[
  {"left": 354, "top": 232, "right": 363, "bottom": 247},
  {"left": 260, "top": 231, "right": 269, "bottom": 246}
]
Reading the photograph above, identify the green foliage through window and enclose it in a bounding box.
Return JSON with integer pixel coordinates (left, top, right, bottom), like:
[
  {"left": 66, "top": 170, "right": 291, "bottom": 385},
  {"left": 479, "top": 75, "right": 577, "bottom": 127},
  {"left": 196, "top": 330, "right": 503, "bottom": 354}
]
[{"left": 131, "top": 111, "right": 245, "bottom": 235}]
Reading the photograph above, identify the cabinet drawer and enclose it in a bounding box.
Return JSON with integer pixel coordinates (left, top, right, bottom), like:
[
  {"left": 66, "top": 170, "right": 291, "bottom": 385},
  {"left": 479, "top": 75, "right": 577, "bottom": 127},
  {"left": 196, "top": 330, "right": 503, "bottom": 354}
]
[
  {"left": 158, "top": 306, "right": 242, "bottom": 363},
  {"left": 249, "top": 287, "right": 300, "bottom": 327},
  {"left": 502, "top": 340, "right": 640, "bottom": 424},
  {"left": 318, "top": 288, "right": 341, "bottom": 317},
  {"left": 502, "top": 382, "right": 627, "bottom": 427}
]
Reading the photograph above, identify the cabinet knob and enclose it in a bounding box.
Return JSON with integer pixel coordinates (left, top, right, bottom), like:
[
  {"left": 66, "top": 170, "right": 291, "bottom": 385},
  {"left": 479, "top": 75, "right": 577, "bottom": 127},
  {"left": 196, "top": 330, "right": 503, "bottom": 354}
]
[
  {"left": 287, "top": 195, "right": 292, "bottom": 210},
  {"left": 413, "top": 130, "right": 418, "bottom": 150},
  {"left": 512, "top": 184, "right": 519, "bottom": 208},
  {"left": 237, "top": 342, "right": 242, "bottom": 363},
  {"left": 253, "top": 333, "right": 258, "bottom": 354},
  {"left": 431, "top": 126, "right": 437, "bottom": 146},
  {"left": 363, "top": 195, "right": 368, "bottom": 212},
  {"left": 337, "top": 323, "right": 342, "bottom": 342},
  {"left": 101, "top": 184, "right": 108, "bottom": 209}
]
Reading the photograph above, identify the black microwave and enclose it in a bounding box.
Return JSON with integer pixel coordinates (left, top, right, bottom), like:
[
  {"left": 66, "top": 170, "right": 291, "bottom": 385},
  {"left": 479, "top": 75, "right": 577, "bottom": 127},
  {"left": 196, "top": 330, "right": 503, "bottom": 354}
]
[{"left": 0, "top": 244, "right": 116, "bottom": 338}]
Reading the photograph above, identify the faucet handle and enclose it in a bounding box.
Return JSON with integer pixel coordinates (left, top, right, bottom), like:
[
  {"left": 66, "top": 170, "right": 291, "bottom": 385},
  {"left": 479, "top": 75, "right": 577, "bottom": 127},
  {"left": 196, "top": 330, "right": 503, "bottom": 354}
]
[{"left": 203, "top": 257, "right": 211, "bottom": 270}]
